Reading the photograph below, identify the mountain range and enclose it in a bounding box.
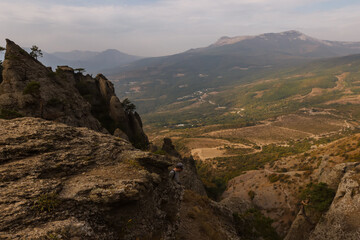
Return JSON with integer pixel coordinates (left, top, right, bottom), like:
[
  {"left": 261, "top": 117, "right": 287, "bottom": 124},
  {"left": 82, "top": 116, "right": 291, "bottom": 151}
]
[
  {"left": 105, "top": 30, "right": 360, "bottom": 118},
  {"left": 39, "top": 48, "right": 141, "bottom": 74}
]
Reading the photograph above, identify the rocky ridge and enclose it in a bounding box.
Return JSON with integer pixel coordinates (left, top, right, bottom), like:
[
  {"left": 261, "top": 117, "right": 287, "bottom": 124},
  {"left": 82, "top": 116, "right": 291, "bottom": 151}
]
[
  {"left": 0, "top": 117, "right": 181, "bottom": 239},
  {"left": 0, "top": 39, "right": 148, "bottom": 149}
]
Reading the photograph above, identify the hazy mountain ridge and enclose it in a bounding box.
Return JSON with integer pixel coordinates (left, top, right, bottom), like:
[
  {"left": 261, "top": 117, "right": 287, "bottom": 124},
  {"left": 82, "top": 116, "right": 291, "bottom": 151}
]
[
  {"left": 108, "top": 30, "right": 360, "bottom": 117},
  {"left": 39, "top": 48, "right": 141, "bottom": 74}
]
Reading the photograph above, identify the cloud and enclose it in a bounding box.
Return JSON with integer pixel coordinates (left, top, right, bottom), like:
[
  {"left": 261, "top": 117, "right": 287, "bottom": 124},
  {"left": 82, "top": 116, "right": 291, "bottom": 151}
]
[{"left": 0, "top": 0, "right": 359, "bottom": 56}]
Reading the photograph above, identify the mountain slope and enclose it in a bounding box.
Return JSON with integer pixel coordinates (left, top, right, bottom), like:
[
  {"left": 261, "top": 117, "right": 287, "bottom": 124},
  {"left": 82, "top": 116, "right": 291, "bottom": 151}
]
[
  {"left": 109, "top": 30, "right": 360, "bottom": 116},
  {"left": 41, "top": 49, "right": 141, "bottom": 74}
]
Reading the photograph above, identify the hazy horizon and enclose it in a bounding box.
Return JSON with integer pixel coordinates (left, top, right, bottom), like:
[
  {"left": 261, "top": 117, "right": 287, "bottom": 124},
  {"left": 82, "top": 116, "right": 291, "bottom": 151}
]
[{"left": 1, "top": 0, "right": 360, "bottom": 57}]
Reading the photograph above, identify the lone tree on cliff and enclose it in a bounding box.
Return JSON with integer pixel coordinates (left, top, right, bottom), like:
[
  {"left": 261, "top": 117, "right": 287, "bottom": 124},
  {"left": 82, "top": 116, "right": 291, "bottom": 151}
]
[
  {"left": 30, "top": 45, "right": 43, "bottom": 60},
  {"left": 121, "top": 98, "right": 136, "bottom": 114}
]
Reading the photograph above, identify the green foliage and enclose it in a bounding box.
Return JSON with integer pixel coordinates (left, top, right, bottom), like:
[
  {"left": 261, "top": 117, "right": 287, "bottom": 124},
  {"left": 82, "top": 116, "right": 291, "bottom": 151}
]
[
  {"left": 153, "top": 149, "right": 167, "bottom": 155},
  {"left": 121, "top": 98, "right": 136, "bottom": 114},
  {"left": 233, "top": 208, "right": 281, "bottom": 240},
  {"left": 300, "top": 182, "right": 335, "bottom": 213},
  {"left": 268, "top": 173, "right": 290, "bottom": 183},
  {"left": 47, "top": 98, "right": 63, "bottom": 107},
  {"left": 0, "top": 108, "right": 23, "bottom": 119},
  {"left": 32, "top": 192, "right": 59, "bottom": 213},
  {"left": 29, "top": 45, "right": 43, "bottom": 60},
  {"left": 23, "top": 81, "right": 41, "bottom": 95}
]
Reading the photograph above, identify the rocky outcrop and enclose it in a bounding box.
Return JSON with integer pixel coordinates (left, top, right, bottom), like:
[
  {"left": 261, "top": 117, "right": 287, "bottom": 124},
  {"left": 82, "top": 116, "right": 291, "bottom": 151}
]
[
  {"left": 0, "top": 39, "right": 149, "bottom": 149},
  {"left": 285, "top": 162, "right": 360, "bottom": 240},
  {"left": 308, "top": 163, "right": 360, "bottom": 240},
  {"left": 161, "top": 138, "right": 207, "bottom": 196},
  {"left": 162, "top": 138, "right": 181, "bottom": 158},
  {"left": 221, "top": 169, "right": 302, "bottom": 237},
  {"left": 0, "top": 117, "right": 181, "bottom": 239},
  {"left": 0, "top": 39, "right": 103, "bottom": 131},
  {"left": 177, "top": 190, "right": 239, "bottom": 240}
]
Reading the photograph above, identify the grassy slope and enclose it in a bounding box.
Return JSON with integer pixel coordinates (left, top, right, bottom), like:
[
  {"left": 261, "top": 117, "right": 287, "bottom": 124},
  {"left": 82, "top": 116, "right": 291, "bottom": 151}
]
[
  {"left": 144, "top": 54, "right": 360, "bottom": 199},
  {"left": 143, "top": 54, "right": 360, "bottom": 128}
]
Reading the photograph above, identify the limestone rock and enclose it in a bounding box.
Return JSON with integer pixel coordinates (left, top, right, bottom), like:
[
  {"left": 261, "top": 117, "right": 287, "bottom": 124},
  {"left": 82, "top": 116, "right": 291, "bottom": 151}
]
[
  {"left": 308, "top": 163, "right": 360, "bottom": 240},
  {"left": 0, "top": 117, "right": 181, "bottom": 240},
  {"left": 114, "top": 128, "right": 130, "bottom": 141},
  {"left": 0, "top": 39, "right": 149, "bottom": 149},
  {"left": 161, "top": 138, "right": 207, "bottom": 196},
  {"left": 0, "top": 39, "right": 103, "bottom": 131},
  {"left": 162, "top": 138, "right": 181, "bottom": 158}
]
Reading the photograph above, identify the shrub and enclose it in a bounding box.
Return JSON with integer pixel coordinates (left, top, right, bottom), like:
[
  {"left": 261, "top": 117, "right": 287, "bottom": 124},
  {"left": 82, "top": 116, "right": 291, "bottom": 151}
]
[
  {"left": 153, "top": 149, "right": 167, "bottom": 155},
  {"left": 121, "top": 98, "right": 136, "bottom": 114},
  {"left": 23, "top": 81, "right": 40, "bottom": 95},
  {"left": 233, "top": 208, "right": 281, "bottom": 240},
  {"left": 268, "top": 174, "right": 280, "bottom": 183},
  {"left": 300, "top": 182, "right": 335, "bottom": 213},
  {"left": 32, "top": 192, "right": 59, "bottom": 212}
]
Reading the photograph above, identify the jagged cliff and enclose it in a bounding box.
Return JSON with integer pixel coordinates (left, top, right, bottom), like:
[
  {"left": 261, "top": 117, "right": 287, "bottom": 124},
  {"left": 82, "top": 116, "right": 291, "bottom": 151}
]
[
  {"left": 0, "top": 117, "right": 181, "bottom": 239},
  {"left": 0, "top": 39, "right": 148, "bottom": 149}
]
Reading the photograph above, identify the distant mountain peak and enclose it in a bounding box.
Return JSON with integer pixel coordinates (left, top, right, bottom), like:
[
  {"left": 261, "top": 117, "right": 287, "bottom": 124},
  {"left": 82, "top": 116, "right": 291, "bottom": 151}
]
[{"left": 212, "top": 30, "right": 318, "bottom": 47}]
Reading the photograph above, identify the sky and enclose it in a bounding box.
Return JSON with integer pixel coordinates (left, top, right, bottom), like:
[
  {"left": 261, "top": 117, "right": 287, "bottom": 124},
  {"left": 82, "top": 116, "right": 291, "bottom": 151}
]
[{"left": 1, "top": 0, "right": 360, "bottom": 57}]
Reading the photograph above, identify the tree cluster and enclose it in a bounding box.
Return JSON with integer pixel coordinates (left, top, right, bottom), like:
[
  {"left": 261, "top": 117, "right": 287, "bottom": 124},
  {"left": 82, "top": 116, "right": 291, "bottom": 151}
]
[{"left": 121, "top": 98, "right": 136, "bottom": 114}]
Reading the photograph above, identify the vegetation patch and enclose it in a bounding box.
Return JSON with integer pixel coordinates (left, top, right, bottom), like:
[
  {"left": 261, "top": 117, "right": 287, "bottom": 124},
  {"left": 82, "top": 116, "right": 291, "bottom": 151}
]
[
  {"left": 23, "top": 81, "right": 41, "bottom": 95},
  {"left": 32, "top": 192, "right": 59, "bottom": 213},
  {"left": 300, "top": 182, "right": 335, "bottom": 213},
  {"left": 153, "top": 149, "right": 167, "bottom": 155},
  {"left": 233, "top": 208, "right": 281, "bottom": 240},
  {"left": 268, "top": 173, "right": 290, "bottom": 183}
]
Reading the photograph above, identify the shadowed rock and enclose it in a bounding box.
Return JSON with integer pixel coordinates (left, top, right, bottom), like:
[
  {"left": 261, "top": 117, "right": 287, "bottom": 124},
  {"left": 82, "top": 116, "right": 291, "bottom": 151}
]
[{"left": 0, "top": 39, "right": 149, "bottom": 149}]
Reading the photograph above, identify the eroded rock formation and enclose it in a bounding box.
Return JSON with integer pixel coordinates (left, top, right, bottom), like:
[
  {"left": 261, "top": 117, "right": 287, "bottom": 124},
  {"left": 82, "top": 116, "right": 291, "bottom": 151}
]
[
  {"left": 0, "top": 118, "right": 181, "bottom": 239},
  {"left": 0, "top": 39, "right": 148, "bottom": 149}
]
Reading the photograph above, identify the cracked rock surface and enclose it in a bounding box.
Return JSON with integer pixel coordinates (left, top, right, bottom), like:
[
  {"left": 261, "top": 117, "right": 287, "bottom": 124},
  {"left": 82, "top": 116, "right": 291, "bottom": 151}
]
[{"left": 0, "top": 117, "right": 181, "bottom": 239}]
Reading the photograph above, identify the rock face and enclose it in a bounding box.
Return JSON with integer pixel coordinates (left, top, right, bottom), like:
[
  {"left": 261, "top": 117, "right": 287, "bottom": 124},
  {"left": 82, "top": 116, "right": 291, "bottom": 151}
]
[
  {"left": 285, "top": 162, "right": 360, "bottom": 240},
  {"left": 161, "top": 138, "right": 207, "bottom": 196},
  {"left": 0, "top": 117, "right": 181, "bottom": 239},
  {"left": 0, "top": 39, "right": 103, "bottom": 131},
  {"left": 0, "top": 39, "right": 149, "bottom": 149},
  {"left": 221, "top": 169, "right": 301, "bottom": 237},
  {"left": 308, "top": 164, "right": 360, "bottom": 240}
]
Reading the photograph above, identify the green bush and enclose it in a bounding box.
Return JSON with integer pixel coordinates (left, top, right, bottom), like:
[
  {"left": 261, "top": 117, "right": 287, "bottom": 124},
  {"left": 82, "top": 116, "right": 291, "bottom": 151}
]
[
  {"left": 23, "top": 81, "right": 40, "bottom": 95},
  {"left": 32, "top": 192, "right": 59, "bottom": 212},
  {"left": 153, "top": 149, "right": 167, "bottom": 155},
  {"left": 300, "top": 182, "right": 335, "bottom": 213}
]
